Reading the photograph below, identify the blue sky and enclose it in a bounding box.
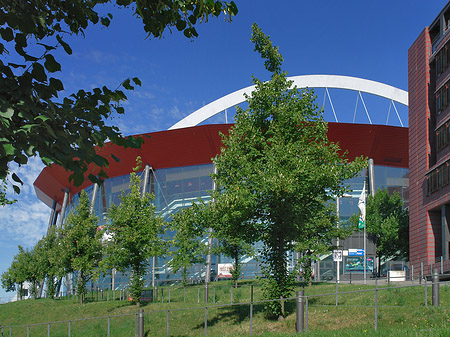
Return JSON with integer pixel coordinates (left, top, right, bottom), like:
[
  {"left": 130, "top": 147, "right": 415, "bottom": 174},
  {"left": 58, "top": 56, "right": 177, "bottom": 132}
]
[{"left": 0, "top": 0, "right": 447, "bottom": 302}]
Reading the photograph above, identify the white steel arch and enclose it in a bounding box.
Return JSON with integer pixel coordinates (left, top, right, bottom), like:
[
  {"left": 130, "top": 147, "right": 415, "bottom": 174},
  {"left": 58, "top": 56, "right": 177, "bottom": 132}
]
[{"left": 169, "top": 75, "right": 408, "bottom": 130}]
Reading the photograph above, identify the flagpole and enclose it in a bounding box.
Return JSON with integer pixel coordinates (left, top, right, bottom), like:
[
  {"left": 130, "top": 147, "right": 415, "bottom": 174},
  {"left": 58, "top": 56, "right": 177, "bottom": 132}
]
[{"left": 363, "top": 179, "right": 367, "bottom": 285}]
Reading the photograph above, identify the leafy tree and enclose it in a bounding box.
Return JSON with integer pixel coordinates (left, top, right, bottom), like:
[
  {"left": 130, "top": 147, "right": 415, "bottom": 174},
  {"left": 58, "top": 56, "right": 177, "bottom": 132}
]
[
  {"left": 38, "top": 226, "right": 60, "bottom": 299},
  {"left": 0, "top": 0, "right": 238, "bottom": 192},
  {"left": 59, "top": 190, "right": 102, "bottom": 303},
  {"left": 169, "top": 204, "right": 207, "bottom": 286},
  {"left": 211, "top": 24, "right": 365, "bottom": 319},
  {"left": 350, "top": 189, "right": 409, "bottom": 274},
  {"left": 106, "top": 162, "right": 166, "bottom": 305},
  {"left": 1, "top": 246, "right": 29, "bottom": 300}
]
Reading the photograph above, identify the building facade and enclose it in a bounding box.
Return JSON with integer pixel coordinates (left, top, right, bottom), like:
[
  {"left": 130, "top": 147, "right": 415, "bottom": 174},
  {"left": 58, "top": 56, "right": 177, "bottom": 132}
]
[
  {"left": 34, "top": 122, "right": 408, "bottom": 287},
  {"left": 409, "top": 1, "right": 450, "bottom": 275}
]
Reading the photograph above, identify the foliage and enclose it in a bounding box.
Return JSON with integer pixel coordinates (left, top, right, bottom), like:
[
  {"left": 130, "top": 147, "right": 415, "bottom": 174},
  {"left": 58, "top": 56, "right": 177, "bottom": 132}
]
[
  {"left": 58, "top": 190, "right": 102, "bottom": 303},
  {"left": 106, "top": 161, "right": 166, "bottom": 305},
  {"left": 0, "top": 177, "right": 16, "bottom": 205},
  {"left": 1, "top": 246, "right": 31, "bottom": 299},
  {"left": 350, "top": 189, "right": 409, "bottom": 264},
  {"left": 39, "top": 226, "right": 60, "bottom": 299},
  {"left": 0, "top": 0, "right": 238, "bottom": 192},
  {"left": 169, "top": 204, "right": 207, "bottom": 287},
  {"left": 214, "top": 235, "right": 254, "bottom": 287},
  {"left": 211, "top": 23, "right": 365, "bottom": 319}
]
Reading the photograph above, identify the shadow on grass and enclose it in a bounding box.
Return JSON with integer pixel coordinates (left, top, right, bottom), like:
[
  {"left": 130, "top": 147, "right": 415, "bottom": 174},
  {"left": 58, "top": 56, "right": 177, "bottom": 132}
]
[{"left": 192, "top": 300, "right": 297, "bottom": 330}]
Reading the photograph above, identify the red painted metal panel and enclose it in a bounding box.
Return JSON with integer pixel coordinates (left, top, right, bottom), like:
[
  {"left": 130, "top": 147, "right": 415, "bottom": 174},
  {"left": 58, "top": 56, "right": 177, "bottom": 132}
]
[{"left": 34, "top": 123, "right": 408, "bottom": 210}]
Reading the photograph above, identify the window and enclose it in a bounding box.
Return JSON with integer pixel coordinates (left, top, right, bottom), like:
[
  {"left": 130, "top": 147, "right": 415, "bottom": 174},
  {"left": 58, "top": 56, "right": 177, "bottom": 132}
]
[{"left": 437, "top": 92, "right": 442, "bottom": 113}]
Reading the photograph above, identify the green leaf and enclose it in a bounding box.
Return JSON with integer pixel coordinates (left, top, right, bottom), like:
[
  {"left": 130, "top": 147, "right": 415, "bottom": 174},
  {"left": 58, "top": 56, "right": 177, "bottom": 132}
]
[
  {"left": 176, "top": 20, "right": 187, "bottom": 31},
  {"left": 0, "top": 108, "right": 14, "bottom": 120},
  {"left": 13, "top": 154, "right": 27, "bottom": 165},
  {"left": 0, "top": 28, "right": 14, "bottom": 42},
  {"left": 41, "top": 157, "right": 53, "bottom": 165},
  {"left": 56, "top": 35, "right": 72, "bottom": 55},
  {"left": 11, "top": 173, "right": 23, "bottom": 185},
  {"left": 14, "top": 33, "right": 27, "bottom": 48},
  {"left": 12, "top": 185, "right": 20, "bottom": 194},
  {"left": 44, "top": 54, "right": 61, "bottom": 73},
  {"left": 101, "top": 17, "right": 111, "bottom": 27},
  {"left": 34, "top": 115, "right": 50, "bottom": 122},
  {"left": 32, "top": 63, "right": 47, "bottom": 82},
  {"left": 3, "top": 143, "right": 15, "bottom": 156},
  {"left": 132, "top": 77, "right": 141, "bottom": 86},
  {"left": 49, "top": 77, "right": 64, "bottom": 91},
  {"left": 122, "top": 79, "right": 133, "bottom": 90}
]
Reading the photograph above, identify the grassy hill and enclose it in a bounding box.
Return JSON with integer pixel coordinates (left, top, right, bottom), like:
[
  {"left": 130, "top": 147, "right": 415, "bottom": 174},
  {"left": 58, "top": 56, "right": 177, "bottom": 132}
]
[{"left": 1, "top": 280, "right": 450, "bottom": 336}]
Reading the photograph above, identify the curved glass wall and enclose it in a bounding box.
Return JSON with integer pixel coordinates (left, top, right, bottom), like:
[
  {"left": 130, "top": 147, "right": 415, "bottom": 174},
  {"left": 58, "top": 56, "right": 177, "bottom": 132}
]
[{"left": 63, "top": 163, "right": 408, "bottom": 288}]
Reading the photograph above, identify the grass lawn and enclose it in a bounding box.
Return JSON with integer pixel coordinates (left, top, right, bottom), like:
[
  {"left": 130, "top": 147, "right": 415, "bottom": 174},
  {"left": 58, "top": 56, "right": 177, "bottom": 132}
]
[{"left": 1, "top": 280, "right": 450, "bottom": 336}]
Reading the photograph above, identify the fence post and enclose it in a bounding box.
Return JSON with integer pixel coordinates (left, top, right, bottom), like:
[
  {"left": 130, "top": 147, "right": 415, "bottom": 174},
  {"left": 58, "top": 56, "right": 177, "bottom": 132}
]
[
  {"left": 135, "top": 313, "right": 138, "bottom": 337},
  {"left": 296, "top": 290, "right": 304, "bottom": 333},
  {"left": 280, "top": 296, "right": 285, "bottom": 316},
  {"left": 441, "top": 257, "right": 443, "bottom": 274},
  {"left": 161, "top": 288, "right": 164, "bottom": 303},
  {"left": 432, "top": 267, "right": 440, "bottom": 306},
  {"left": 198, "top": 287, "right": 200, "bottom": 304},
  {"left": 231, "top": 286, "right": 233, "bottom": 304},
  {"left": 107, "top": 317, "right": 111, "bottom": 337},
  {"left": 420, "top": 262, "right": 423, "bottom": 284},
  {"left": 425, "top": 277, "right": 428, "bottom": 307},
  {"left": 166, "top": 310, "right": 170, "bottom": 337},
  {"left": 139, "top": 309, "right": 144, "bottom": 337},
  {"left": 154, "top": 286, "right": 158, "bottom": 303},
  {"left": 68, "top": 321, "right": 71, "bottom": 337},
  {"left": 411, "top": 264, "right": 414, "bottom": 281},
  {"left": 335, "top": 277, "right": 338, "bottom": 306},
  {"left": 350, "top": 272, "right": 352, "bottom": 284},
  {"left": 48, "top": 322, "right": 50, "bottom": 337},
  {"left": 250, "top": 285, "right": 253, "bottom": 335},
  {"left": 27, "top": 326, "right": 29, "bottom": 337},
  {"left": 213, "top": 287, "right": 216, "bottom": 304},
  {"left": 305, "top": 296, "right": 309, "bottom": 332},
  {"left": 204, "top": 307, "right": 208, "bottom": 336},
  {"left": 375, "top": 277, "right": 378, "bottom": 331}
]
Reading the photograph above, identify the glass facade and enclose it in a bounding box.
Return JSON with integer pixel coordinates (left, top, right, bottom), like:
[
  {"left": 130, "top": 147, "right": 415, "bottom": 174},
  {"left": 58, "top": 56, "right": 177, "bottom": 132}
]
[{"left": 64, "top": 163, "right": 408, "bottom": 288}]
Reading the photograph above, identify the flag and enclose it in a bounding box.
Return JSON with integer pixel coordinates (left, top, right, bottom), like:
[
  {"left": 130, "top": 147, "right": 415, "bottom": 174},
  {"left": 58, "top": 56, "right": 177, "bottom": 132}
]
[{"left": 358, "top": 184, "right": 366, "bottom": 229}]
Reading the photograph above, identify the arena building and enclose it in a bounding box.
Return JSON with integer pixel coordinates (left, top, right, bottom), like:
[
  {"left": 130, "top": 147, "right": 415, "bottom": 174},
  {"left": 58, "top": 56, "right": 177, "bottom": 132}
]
[{"left": 34, "top": 75, "right": 409, "bottom": 289}]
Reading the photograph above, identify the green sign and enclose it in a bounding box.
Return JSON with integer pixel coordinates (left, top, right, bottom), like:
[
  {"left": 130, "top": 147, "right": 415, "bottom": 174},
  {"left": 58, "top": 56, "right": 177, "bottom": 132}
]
[{"left": 358, "top": 216, "right": 365, "bottom": 229}]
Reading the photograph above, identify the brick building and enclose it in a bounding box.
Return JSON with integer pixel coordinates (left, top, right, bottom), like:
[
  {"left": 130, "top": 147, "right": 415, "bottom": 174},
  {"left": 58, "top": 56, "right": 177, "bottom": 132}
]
[{"left": 409, "top": 1, "right": 450, "bottom": 274}]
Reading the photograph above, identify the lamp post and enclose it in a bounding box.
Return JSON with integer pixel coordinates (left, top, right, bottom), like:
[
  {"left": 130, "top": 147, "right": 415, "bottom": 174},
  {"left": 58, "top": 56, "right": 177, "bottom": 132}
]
[{"left": 336, "top": 193, "right": 352, "bottom": 283}]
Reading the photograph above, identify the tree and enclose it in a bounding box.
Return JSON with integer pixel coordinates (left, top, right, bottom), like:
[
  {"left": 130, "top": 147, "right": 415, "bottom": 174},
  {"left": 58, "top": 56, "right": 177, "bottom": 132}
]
[
  {"left": 169, "top": 204, "right": 207, "bottom": 286},
  {"left": 0, "top": 0, "right": 238, "bottom": 192},
  {"left": 38, "top": 226, "right": 60, "bottom": 299},
  {"left": 106, "top": 161, "right": 166, "bottom": 305},
  {"left": 59, "top": 190, "right": 102, "bottom": 303},
  {"left": 351, "top": 189, "right": 409, "bottom": 274},
  {"left": 211, "top": 24, "right": 365, "bottom": 319},
  {"left": 1, "top": 246, "right": 29, "bottom": 300}
]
